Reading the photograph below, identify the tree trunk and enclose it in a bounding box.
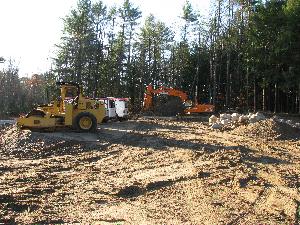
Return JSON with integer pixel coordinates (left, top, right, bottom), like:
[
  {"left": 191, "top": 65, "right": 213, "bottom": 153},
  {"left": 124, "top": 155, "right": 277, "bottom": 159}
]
[
  {"left": 246, "top": 66, "right": 249, "bottom": 110},
  {"left": 262, "top": 86, "right": 266, "bottom": 111},
  {"left": 286, "top": 90, "right": 289, "bottom": 113},
  {"left": 298, "top": 84, "right": 300, "bottom": 113},
  {"left": 253, "top": 74, "right": 256, "bottom": 112},
  {"left": 148, "top": 37, "right": 152, "bottom": 83},
  {"left": 226, "top": 51, "right": 230, "bottom": 108},
  {"left": 274, "top": 83, "right": 277, "bottom": 113}
]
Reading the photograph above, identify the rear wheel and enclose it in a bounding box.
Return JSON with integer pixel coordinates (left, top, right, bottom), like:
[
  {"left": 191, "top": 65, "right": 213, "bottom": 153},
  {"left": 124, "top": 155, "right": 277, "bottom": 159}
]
[{"left": 73, "top": 112, "right": 97, "bottom": 132}]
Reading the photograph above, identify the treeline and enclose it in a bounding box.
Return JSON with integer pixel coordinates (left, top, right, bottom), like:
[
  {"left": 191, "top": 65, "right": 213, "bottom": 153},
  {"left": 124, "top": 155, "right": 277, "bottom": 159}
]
[
  {"left": 0, "top": 60, "right": 56, "bottom": 116},
  {"left": 1, "top": 0, "right": 300, "bottom": 116},
  {"left": 53, "top": 0, "right": 300, "bottom": 113}
]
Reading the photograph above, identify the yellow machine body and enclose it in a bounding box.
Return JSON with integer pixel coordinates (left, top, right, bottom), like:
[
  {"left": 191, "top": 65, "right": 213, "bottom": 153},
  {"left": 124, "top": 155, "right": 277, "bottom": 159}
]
[
  {"left": 17, "top": 113, "right": 56, "bottom": 128},
  {"left": 17, "top": 82, "right": 106, "bottom": 132}
]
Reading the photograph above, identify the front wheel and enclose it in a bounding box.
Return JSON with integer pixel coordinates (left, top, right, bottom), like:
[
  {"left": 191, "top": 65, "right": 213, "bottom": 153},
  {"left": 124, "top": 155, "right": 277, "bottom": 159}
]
[{"left": 73, "top": 112, "right": 97, "bottom": 132}]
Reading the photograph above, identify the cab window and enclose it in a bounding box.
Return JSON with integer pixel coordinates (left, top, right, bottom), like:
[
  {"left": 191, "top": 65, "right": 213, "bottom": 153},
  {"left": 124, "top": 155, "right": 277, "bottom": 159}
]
[
  {"left": 109, "top": 100, "right": 115, "bottom": 108},
  {"left": 65, "top": 87, "right": 77, "bottom": 98}
]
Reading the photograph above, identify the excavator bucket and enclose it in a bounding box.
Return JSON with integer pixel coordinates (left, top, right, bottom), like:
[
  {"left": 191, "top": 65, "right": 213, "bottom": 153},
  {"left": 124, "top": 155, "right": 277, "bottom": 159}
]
[{"left": 150, "top": 95, "right": 185, "bottom": 116}]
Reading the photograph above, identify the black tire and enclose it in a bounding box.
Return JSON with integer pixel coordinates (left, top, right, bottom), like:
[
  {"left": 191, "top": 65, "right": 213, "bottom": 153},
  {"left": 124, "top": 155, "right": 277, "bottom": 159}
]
[
  {"left": 117, "top": 115, "right": 127, "bottom": 122},
  {"left": 73, "top": 112, "right": 97, "bottom": 132},
  {"left": 102, "top": 116, "right": 109, "bottom": 123}
]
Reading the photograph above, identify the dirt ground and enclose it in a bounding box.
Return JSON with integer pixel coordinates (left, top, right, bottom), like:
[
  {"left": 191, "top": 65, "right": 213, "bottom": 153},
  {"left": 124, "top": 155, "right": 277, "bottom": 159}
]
[{"left": 0, "top": 117, "right": 300, "bottom": 224}]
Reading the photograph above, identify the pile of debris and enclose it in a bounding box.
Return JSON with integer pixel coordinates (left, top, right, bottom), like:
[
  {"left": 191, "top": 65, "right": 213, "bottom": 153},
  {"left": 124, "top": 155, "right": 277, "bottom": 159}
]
[
  {"left": 209, "top": 112, "right": 266, "bottom": 130},
  {"left": 273, "top": 116, "right": 300, "bottom": 129},
  {"left": 208, "top": 112, "right": 300, "bottom": 140},
  {"left": 232, "top": 118, "right": 300, "bottom": 140}
]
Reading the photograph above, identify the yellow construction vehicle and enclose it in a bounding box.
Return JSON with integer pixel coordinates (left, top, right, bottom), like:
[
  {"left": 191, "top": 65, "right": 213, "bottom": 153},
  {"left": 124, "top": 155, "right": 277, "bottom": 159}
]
[{"left": 17, "top": 82, "right": 105, "bottom": 132}]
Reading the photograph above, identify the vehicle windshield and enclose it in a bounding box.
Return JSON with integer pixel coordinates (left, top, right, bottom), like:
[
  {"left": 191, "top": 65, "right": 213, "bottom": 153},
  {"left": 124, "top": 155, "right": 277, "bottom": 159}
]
[{"left": 65, "top": 87, "right": 77, "bottom": 98}]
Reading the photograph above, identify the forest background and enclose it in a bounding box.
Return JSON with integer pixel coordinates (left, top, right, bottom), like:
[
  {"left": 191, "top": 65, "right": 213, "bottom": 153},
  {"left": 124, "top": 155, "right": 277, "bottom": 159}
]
[{"left": 0, "top": 0, "right": 299, "bottom": 116}]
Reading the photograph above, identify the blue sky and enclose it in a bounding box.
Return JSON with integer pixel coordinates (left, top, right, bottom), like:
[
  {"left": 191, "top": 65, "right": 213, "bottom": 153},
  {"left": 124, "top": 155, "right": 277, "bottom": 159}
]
[{"left": 0, "top": 0, "right": 211, "bottom": 76}]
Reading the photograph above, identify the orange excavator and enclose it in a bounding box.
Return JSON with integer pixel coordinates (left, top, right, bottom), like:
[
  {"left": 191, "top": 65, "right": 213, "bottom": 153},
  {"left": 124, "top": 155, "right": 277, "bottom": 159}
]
[{"left": 143, "top": 85, "right": 214, "bottom": 116}]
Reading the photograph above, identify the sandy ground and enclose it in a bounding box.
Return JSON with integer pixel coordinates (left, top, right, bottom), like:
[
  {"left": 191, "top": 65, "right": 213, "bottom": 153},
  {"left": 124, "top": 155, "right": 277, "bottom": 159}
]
[{"left": 0, "top": 118, "right": 300, "bottom": 224}]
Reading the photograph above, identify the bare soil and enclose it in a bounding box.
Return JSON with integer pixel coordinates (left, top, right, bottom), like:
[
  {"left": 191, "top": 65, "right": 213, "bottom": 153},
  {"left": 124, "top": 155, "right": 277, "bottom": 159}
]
[{"left": 0, "top": 118, "right": 300, "bottom": 224}]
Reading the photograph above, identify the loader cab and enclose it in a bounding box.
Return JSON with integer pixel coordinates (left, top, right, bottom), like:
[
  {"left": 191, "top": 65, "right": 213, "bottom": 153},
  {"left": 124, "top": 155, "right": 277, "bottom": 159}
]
[
  {"left": 59, "top": 83, "right": 80, "bottom": 100},
  {"left": 56, "top": 82, "right": 81, "bottom": 112}
]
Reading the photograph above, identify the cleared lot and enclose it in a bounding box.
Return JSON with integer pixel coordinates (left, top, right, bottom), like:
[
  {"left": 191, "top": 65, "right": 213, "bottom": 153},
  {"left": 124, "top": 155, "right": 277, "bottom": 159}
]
[{"left": 0, "top": 118, "right": 300, "bottom": 224}]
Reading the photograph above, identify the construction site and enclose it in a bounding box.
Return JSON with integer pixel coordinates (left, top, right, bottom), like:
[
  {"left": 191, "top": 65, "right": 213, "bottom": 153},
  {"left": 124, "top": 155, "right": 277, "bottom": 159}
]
[
  {"left": 1, "top": 104, "right": 300, "bottom": 224},
  {"left": 1, "top": 0, "right": 300, "bottom": 223},
  {"left": 0, "top": 81, "right": 300, "bottom": 224}
]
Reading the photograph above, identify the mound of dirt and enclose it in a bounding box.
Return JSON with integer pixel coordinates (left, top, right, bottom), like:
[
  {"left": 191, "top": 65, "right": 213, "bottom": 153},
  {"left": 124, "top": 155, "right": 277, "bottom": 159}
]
[
  {"left": 231, "top": 118, "right": 300, "bottom": 140},
  {"left": 0, "top": 126, "right": 96, "bottom": 159}
]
